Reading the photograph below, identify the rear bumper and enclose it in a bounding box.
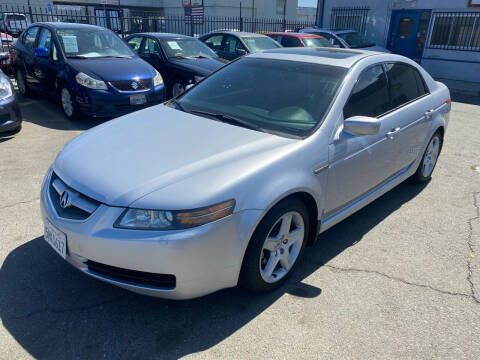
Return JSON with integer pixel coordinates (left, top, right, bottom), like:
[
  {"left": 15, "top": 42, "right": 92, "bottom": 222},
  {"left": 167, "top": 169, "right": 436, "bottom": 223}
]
[
  {"left": 0, "top": 94, "right": 21, "bottom": 133},
  {"left": 76, "top": 84, "right": 166, "bottom": 118}
]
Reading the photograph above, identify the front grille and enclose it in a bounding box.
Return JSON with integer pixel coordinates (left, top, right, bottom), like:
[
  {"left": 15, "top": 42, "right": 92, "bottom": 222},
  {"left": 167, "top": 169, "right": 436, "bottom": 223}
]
[
  {"left": 86, "top": 260, "right": 176, "bottom": 289},
  {"left": 49, "top": 172, "right": 100, "bottom": 220},
  {"left": 109, "top": 78, "right": 152, "bottom": 92}
]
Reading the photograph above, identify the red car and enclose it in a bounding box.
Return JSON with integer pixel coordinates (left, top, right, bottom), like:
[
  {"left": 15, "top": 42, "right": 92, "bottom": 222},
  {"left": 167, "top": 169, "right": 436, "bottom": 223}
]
[{"left": 266, "top": 32, "right": 332, "bottom": 48}]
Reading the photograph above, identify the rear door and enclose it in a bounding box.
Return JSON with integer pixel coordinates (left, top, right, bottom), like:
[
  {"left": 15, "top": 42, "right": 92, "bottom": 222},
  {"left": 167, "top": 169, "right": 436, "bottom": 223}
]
[
  {"left": 325, "top": 64, "right": 400, "bottom": 217},
  {"left": 383, "top": 62, "right": 434, "bottom": 170}
]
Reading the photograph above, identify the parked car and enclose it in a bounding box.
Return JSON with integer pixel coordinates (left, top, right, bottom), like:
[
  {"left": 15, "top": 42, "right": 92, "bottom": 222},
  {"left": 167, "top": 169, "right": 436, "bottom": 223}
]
[
  {"left": 297, "top": 27, "right": 390, "bottom": 53},
  {"left": 199, "top": 31, "right": 281, "bottom": 61},
  {"left": 14, "top": 23, "right": 165, "bottom": 119},
  {"left": 0, "top": 13, "right": 30, "bottom": 36},
  {"left": 266, "top": 32, "right": 332, "bottom": 48},
  {"left": 0, "top": 66, "right": 21, "bottom": 134},
  {"left": 125, "top": 33, "right": 226, "bottom": 98},
  {"left": 40, "top": 47, "right": 450, "bottom": 299}
]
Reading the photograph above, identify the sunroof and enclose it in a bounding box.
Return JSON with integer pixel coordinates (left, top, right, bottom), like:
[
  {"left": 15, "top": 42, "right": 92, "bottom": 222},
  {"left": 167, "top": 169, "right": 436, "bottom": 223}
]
[{"left": 263, "top": 47, "right": 362, "bottom": 59}]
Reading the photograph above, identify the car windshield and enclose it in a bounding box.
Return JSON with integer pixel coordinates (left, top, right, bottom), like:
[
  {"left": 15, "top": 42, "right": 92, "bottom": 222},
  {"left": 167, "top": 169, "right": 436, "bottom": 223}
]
[
  {"left": 56, "top": 28, "right": 135, "bottom": 58},
  {"left": 303, "top": 37, "right": 333, "bottom": 48},
  {"left": 6, "top": 14, "right": 26, "bottom": 21},
  {"left": 337, "top": 32, "right": 375, "bottom": 48},
  {"left": 242, "top": 37, "right": 281, "bottom": 52},
  {"left": 175, "top": 57, "right": 347, "bottom": 137},
  {"left": 160, "top": 39, "right": 217, "bottom": 59}
]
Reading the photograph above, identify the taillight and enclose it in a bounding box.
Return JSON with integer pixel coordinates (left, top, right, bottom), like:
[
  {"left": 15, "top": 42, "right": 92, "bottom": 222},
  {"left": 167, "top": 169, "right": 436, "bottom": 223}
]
[{"left": 445, "top": 98, "right": 451, "bottom": 104}]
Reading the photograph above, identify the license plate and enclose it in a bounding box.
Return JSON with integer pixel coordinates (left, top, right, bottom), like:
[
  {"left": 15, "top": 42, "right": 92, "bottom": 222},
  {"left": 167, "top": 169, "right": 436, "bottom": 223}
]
[
  {"left": 44, "top": 219, "right": 67, "bottom": 259},
  {"left": 130, "top": 94, "right": 147, "bottom": 105}
]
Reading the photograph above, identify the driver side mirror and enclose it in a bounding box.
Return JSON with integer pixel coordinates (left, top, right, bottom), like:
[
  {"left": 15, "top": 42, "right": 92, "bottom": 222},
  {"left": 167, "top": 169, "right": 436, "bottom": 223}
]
[
  {"left": 236, "top": 48, "right": 247, "bottom": 56},
  {"left": 34, "top": 47, "right": 49, "bottom": 57},
  {"left": 343, "top": 116, "right": 380, "bottom": 136}
]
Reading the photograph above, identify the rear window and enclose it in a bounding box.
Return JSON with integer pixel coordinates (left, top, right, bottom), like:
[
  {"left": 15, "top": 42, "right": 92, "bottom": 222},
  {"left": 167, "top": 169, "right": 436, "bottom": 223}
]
[{"left": 384, "top": 63, "right": 428, "bottom": 108}]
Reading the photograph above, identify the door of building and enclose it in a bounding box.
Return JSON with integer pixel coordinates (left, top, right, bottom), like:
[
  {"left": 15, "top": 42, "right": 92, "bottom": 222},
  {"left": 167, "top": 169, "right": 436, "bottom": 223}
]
[{"left": 388, "top": 10, "right": 431, "bottom": 61}]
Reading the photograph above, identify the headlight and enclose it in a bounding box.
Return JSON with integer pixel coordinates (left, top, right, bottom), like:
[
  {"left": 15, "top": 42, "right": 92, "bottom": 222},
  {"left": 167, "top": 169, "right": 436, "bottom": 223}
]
[
  {"left": 0, "top": 73, "right": 13, "bottom": 101},
  {"left": 75, "top": 72, "right": 107, "bottom": 90},
  {"left": 114, "top": 199, "right": 235, "bottom": 230},
  {"left": 153, "top": 69, "right": 163, "bottom": 86}
]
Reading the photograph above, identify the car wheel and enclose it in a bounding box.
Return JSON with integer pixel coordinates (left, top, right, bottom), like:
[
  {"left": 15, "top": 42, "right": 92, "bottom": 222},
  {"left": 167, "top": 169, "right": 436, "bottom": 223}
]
[
  {"left": 16, "top": 69, "right": 30, "bottom": 97},
  {"left": 171, "top": 82, "right": 185, "bottom": 98},
  {"left": 60, "top": 87, "right": 79, "bottom": 120},
  {"left": 240, "top": 198, "right": 309, "bottom": 292},
  {"left": 410, "top": 131, "right": 442, "bottom": 183}
]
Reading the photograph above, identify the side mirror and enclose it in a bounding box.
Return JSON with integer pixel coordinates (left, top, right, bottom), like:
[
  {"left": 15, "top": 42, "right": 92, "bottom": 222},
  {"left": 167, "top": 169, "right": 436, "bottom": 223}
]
[
  {"left": 343, "top": 116, "right": 380, "bottom": 136},
  {"left": 236, "top": 48, "right": 247, "bottom": 56},
  {"left": 34, "top": 47, "right": 49, "bottom": 57}
]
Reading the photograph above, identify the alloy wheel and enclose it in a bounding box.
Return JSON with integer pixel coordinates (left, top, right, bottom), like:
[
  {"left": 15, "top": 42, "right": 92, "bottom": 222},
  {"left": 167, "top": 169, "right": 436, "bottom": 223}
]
[
  {"left": 422, "top": 135, "right": 440, "bottom": 178},
  {"left": 259, "top": 211, "right": 305, "bottom": 283},
  {"left": 16, "top": 71, "right": 26, "bottom": 95},
  {"left": 61, "top": 88, "right": 73, "bottom": 118}
]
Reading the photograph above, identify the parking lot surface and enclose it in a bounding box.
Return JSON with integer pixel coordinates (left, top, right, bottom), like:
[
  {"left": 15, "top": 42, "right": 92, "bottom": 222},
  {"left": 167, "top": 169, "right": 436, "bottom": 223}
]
[{"left": 1, "top": 96, "right": 479, "bottom": 359}]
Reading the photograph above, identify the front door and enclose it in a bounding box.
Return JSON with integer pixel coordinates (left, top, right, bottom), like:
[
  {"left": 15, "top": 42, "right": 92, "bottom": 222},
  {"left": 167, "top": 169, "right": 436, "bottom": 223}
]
[{"left": 388, "top": 10, "right": 431, "bottom": 60}]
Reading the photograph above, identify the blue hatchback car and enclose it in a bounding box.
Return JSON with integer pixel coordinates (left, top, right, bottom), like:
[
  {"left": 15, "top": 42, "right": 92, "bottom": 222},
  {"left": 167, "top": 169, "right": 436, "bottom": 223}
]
[{"left": 14, "top": 23, "right": 165, "bottom": 119}]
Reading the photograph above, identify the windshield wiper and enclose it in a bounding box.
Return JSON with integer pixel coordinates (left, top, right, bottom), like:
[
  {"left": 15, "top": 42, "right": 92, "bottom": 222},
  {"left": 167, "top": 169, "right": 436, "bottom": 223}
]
[
  {"left": 66, "top": 55, "right": 88, "bottom": 59},
  {"left": 97, "top": 55, "right": 131, "bottom": 59},
  {"left": 170, "top": 55, "right": 189, "bottom": 60},
  {"left": 189, "top": 110, "right": 264, "bottom": 132},
  {"left": 187, "top": 55, "right": 209, "bottom": 59}
]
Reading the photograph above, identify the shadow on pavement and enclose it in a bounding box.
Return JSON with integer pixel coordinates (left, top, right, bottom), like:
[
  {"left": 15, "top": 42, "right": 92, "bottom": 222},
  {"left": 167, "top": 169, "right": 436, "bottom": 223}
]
[{"left": 0, "top": 182, "right": 427, "bottom": 359}]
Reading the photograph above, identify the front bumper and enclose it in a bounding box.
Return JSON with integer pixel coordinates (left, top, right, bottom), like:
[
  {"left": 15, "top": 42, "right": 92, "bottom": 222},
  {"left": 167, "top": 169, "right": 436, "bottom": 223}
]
[
  {"left": 40, "top": 169, "right": 262, "bottom": 299},
  {"left": 0, "top": 94, "right": 21, "bottom": 133},
  {"left": 75, "top": 84, "right": 166, "bottom": 118}
]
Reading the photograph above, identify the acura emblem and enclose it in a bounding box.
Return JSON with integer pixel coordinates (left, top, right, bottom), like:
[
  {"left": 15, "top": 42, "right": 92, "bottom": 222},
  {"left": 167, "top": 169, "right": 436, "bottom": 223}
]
[
  {"left": 131, "top": 81, "right": 139, "bottom": 90},
  {"left": 60, "top": 191, "right": 71, "bottom": 209}
]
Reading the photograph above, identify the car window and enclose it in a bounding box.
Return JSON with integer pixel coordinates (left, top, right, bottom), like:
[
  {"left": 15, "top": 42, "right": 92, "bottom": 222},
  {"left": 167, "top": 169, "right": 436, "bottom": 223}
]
[
  {"left": 127, "top": 36, "right": 143, "bottom": 52},
  {"left": 384, "top": 63, "right": 428, "bottom": 108},
  {"left": 37, "top": 28, "right": 52, "bottom": 50},
  {"left": 344, "top": 65, "right": 391, "bottom": 119},
  {"left": 321, "top": 33, "right": 342, "bottom": 47},
  {"left": 337, "top": 32, "right": 375, "bottom": 48},
  {"left": 52, "top": 42, "right": 58, "bottom": 61},
  {"left": 159, "top": 39, "right": 217, "bottom": 59},
  {"left": 24, "top": 26, "right": 39, "bottom": 49},
  {"left": 242, "top": 36, "right": 281, "bottom": 52},
  {"left": 223, "top": 35, "right": 243, "bottom": 53},
  {"left": 204, "top": 35, "right": 223, "bottom": 51},
  {"left": 302, "top": 37, "right": 332, "bottom": 48},
  {"left": 141, "top": 38, "right": 160, "bottom": 55},
  {"left": 281, "top": 36, "right": 301, "bottom": 47}
]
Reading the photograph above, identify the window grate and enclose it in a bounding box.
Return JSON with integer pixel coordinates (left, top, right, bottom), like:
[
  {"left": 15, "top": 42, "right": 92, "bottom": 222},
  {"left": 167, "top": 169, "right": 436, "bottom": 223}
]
[
  {"left": 330, "top": 6, "right": 369, "bottom": 35},
  {"left": 428, "top": 12, "right": 480, "bottom": 51}
]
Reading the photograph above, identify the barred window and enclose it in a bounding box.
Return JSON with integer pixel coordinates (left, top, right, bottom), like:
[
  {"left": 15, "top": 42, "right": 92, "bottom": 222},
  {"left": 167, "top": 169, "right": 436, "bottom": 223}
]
[
  {"left": 330, "top": 6, "right": 369, "bottom": 34},
  {"left": 429, "top": 12, "right": 480, "bottom": 51}
]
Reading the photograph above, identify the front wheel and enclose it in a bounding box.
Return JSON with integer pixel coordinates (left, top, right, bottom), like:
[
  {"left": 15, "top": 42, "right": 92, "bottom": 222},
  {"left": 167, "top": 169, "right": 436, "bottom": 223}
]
[
  {"left": 15, "top": 69, "right": 30, "bottom": 98},
  {"left": 60, "top": 87, "right": 79, "bottom": 120},
  {"left": 410, "top": 131, "right": 442, "bottom": 183},
  {"left": 240, "top": 198, "right": 309, "bottom": 292}
]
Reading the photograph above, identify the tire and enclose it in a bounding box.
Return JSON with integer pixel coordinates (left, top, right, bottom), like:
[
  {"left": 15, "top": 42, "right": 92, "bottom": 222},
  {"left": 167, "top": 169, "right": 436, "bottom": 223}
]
[
  {"left": 59, "top": 87, "right": 79, "bottom": 120},
  {"left": 410, "top": 131, "right": 442, "bottom": 183},
  {"left": 240, "top": 198, "right": 310, "bottom": 292},
  {"left": 15, "top": 69, "right": 30, "bottom": 98}
]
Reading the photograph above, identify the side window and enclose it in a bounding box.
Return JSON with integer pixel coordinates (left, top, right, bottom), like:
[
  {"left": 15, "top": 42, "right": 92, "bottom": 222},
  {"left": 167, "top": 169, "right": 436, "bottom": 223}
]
[
  {"left": 37, "top": 28, "right": 52, "bottom": 51},
  {"left": 384, "top": 63, "right": 428, "bottom": 108},
  {"left": 142, "top": 38, "right": 160, "bottom": 55},
  {"left": 223, "top": 35, "right": 241, "bottom": 53},
  {"left": 127, "top": 36, "right": 143, "bottom": 53},
  {"left": 24, "top": 26, "right": 39, "bottom": 49},
  {"left": 344, "top": 65, "right": 391, "bottom": 119},
  {"left": 204, "top": 35, "right": 223, "bottom": 51},
  {"left": 280, "top": 36, "right": 301, "bottom": 47}
]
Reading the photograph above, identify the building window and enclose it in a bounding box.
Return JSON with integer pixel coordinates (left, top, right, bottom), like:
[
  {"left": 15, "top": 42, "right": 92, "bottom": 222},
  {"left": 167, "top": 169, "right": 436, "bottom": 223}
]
[
  {"left": 276, "top": 0, "right": 285, "bottom": 16},
  {"left": 330, "top": 6, "right": 369, "bottom": 34},
  {"left": 429, "top": 12, "right": 480, "bottom": 51}
]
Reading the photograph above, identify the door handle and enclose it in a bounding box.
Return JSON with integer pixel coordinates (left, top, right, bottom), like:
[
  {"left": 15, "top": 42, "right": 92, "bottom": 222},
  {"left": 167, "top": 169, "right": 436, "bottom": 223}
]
[
  {"left": 386, "top": 127, "right": 401, "bottom": 139},
  {"left": 424, "top": 109, "right": 435, "bottom": 119}
]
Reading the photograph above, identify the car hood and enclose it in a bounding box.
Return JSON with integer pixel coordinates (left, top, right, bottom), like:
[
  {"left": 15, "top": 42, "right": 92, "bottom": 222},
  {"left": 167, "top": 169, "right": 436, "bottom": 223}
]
[
  {"left": 53, "top": 105, "right": 294, "bottom": 207},
  {"left": 68, "top": 57, "right": 156, "bottom": 81},
  {"left": 169, "top": 57, "right": 225, "bottom": 76}
]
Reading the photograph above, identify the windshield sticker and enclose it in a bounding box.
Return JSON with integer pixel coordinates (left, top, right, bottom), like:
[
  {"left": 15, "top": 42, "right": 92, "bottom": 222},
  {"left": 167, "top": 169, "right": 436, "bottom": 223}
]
[
  {"left": 62, "top": 36, "right": 78, "bottom": 53},
  {"left": 167, "top": 41, "right": 181, "bottom": 50}
]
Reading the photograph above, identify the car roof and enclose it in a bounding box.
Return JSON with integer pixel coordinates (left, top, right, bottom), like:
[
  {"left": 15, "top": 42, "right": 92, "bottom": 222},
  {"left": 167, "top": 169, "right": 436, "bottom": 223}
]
[
  {"left": 131, "top": 32, "right": 194, "bottom": 40},
  {"left": 249, "top": 47, "right": 382, "bottom": 68},
  {"left": 32, "top": 22, "right": 106, "bottom": 30},
  {"left": 201, "top": 31, "right": 267, "bottom": 38},
  {"left": 266, "top": 32, "right": 321, "bottom": 38}
]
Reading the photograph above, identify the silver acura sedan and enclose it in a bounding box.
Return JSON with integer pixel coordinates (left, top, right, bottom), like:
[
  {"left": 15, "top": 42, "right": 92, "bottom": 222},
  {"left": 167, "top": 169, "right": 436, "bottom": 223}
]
[{"left": 41, "top": 47, "right": 451, "bottom": 299}]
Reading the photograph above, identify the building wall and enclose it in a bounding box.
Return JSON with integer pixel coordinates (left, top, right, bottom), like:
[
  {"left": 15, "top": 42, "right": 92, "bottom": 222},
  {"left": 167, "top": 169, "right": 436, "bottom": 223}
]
[{"left": 322, "top": 0, "right": 480, "bottom": 83}]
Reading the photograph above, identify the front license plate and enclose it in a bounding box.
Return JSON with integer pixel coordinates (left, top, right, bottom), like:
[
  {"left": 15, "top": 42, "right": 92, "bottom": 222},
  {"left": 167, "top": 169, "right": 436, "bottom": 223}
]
[
  {"left": 44, "top": 219, "right": 67, "bottom": 259},
  {"left": 130, "top": 94, "right": 147, "bottom": 105}
]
